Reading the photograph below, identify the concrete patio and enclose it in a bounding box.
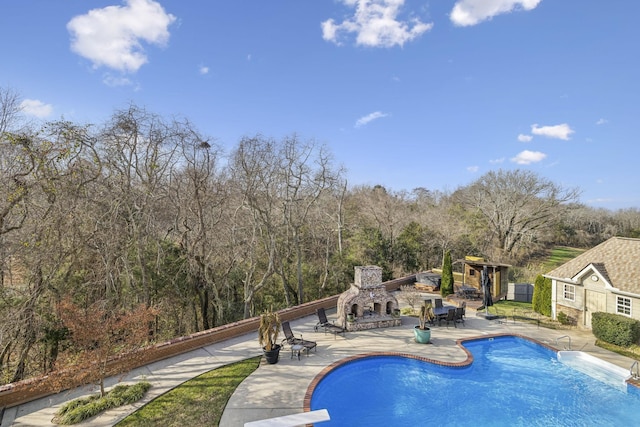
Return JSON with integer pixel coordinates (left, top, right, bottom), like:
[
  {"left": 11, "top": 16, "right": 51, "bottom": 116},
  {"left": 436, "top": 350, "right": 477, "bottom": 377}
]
[{"left": 2, "top": 300, "right": 637, "bottom": 427}]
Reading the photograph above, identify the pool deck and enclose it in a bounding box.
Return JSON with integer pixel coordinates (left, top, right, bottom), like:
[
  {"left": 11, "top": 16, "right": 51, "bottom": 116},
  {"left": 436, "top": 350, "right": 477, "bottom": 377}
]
[{"left": 2, "top": 302, "right": 638, "bottom": 427}]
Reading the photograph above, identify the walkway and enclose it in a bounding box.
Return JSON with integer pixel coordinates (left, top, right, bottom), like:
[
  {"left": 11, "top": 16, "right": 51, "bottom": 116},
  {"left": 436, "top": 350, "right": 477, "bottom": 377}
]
[{"left": 2, "top": 303, "right": 637, "bottom": 426}]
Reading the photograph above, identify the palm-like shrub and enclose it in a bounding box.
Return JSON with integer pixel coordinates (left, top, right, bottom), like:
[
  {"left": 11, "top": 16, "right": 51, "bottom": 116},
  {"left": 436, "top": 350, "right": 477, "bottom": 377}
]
[{"left": 258, "top": 311, "right": 281, "bottom": 351}]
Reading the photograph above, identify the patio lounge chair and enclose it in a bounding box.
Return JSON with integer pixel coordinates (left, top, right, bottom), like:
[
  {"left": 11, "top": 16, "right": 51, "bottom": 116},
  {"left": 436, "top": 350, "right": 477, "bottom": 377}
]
[
  {"left": 281, "top": 321, "right": 317, "bottom": 356},
  {"left": 315, "top": 308, "right": 346, "bottom": 338}
]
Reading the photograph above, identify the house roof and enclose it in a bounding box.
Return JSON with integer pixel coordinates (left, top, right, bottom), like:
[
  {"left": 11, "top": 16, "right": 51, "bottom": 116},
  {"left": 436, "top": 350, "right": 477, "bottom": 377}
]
[{"left": 544, "top": 237, "right": 640, "bottom": 295}]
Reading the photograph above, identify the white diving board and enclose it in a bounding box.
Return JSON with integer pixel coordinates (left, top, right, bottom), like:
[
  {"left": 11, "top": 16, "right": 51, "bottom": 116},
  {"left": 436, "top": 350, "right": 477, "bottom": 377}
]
[{"left": 244, "top": 409, "right": 330, "bottom": 427}]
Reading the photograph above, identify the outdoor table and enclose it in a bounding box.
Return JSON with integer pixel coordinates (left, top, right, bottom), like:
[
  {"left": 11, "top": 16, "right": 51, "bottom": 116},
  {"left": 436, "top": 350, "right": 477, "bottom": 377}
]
[
  {"left": 460, "top": 285, "right": 480, "bottom": 299},
  {"left": 290, "top": 344, "right": 305, "bottom": 360},
  {"left": 433, "top": 306, "right": 456, "bottom": 323}
]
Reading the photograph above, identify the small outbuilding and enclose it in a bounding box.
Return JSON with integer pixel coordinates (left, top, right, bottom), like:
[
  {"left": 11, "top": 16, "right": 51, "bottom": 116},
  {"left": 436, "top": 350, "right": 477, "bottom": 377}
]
[
  {"left": 544, "top": 237, "right": 640, "bottom": 329},
  {"left": 460, "top": 256, "right": 511, "bottom": 300}
]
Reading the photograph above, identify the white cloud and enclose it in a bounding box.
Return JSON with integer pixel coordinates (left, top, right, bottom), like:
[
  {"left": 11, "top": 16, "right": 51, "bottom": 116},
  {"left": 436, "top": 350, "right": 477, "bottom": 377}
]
[
  {"left": 489, "top": 157, "right": 505, "bottom": 164},
  {"left": 103, "top": 74, "right": 133, "bottom": 87},
  {"left": 322, "top": 0, "right": 433, "bottom": 48},
  {"left": 467, "top": 165, "right": 479, "bottom": 172},
  {"left": 517, "top": 134, "right": 533, "bottom": 142},
  {"left": 510, "top": 150, "right": 546, "bottom": 164},
  {"left": 67, "top": 0, "right": 176, "bottom": 73},
  {"left": 199, "top": 66, "right": 209, "bottom": 75},
  {"left": 450, "top": 0, "right": 541, "bottom": 27},
  {"left": 355, "top": 111, "right": 389, "bottom": 128},
  {"left": 531, "top": 123, "right": 574, "bottom": 140},
  {"left": 596, "top": 118, "right": 608, "bottom": 125},
  {"left": 20, "top": 99, "right": 53, "bottom": 118}
]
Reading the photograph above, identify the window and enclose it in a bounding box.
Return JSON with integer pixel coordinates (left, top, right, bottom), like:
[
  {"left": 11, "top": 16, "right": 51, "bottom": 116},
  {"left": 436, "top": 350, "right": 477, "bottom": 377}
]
[
  {"left": 469, "top": 270, "right": 475, "bottom": 276},
  {"left": 563, "top": 284, "right": 575, "bottom": 301},
  {"left": 617, "top": 296, "right": 632, "bottom": 316}
]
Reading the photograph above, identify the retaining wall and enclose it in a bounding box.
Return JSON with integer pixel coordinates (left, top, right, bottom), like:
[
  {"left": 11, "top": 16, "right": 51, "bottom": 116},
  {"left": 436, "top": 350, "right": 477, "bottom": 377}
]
[{"left": 0, "top": 274, "right": 415, "bottom": 409}]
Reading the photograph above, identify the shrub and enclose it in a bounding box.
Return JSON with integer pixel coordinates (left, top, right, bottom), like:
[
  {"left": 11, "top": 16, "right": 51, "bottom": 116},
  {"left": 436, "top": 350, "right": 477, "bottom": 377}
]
[
  {"left": 556, "top": 311, "right": 573, "bottom": 326},
  {"left": 55, "top": 381, "right": 151, "bottom": 425},
  {"left": 400, "top": 284, "right": 422, "bottom": 314},
  {"left": 592, "top": 312, "right": 640, "bottom": 347}
]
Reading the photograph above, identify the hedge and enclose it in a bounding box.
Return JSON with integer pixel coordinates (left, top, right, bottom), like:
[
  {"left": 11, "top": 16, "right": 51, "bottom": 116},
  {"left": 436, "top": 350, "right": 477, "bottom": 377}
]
[{"left": 591, "top": 312, "right": 640, "bottom": 347}]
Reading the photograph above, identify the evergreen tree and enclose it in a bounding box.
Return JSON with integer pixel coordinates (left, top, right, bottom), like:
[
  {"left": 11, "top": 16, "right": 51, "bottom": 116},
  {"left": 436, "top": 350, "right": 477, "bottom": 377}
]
[
  {"left": 532, "top": 274, "right": 552, "bottom": 317},
  {"left": 440, "top": 250, "right": 454, "bottom": 297}
]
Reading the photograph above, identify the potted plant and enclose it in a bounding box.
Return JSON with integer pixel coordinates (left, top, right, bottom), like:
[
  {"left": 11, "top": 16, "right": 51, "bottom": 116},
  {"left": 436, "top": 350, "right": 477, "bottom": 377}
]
[
  {"left": 413, "top": 303, "right": 432, "bottom": 344},
  {"left": 259, "top": 310, "right": 282, "bottom": 364},
  {"left": 392, "top": 308, "right": 401, "bottom": 318}
]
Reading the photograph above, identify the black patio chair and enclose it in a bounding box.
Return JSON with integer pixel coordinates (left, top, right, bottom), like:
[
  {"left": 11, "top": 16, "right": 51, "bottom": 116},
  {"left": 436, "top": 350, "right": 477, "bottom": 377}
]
[
  {"left": 315, "top": 308, "right": 346, "bottom": 338},
  {"left": 454, "top": 307, "right": 465, "bottom": 326},
  {"left": 434, "top": 298, "right": 443, "bottom": 309},
  {"left": 440, "top": 308, "right": 456, "bottom": 328},
  {"left": 281, "top": 321, "right": 317, "bottom": 357}
]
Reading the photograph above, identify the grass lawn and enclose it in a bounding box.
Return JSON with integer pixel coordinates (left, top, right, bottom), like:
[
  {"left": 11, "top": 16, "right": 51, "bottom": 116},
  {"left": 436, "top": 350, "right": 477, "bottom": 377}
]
[
  {"left": 485, "top": 300, "right": 535, "bottom": 318},
  {"left": 542, "top": 246, "right": 586, "bottom": 271},
  {"left": 116, "top": 356, "right": 261, "bottom": 427},
  {"left": 484, "top": 300, "right": 557, "bottom": 326}
]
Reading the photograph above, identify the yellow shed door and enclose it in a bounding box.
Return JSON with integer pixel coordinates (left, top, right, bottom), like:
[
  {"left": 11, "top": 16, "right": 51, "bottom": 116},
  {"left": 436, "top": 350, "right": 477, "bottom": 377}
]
[{"left": 585, "top": 290, "right": 606, "bottom": 328}]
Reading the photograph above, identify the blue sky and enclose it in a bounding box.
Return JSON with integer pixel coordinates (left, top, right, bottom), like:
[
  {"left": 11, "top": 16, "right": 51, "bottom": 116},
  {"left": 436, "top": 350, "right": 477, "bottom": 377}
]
[{"left": 2, "top": 0, "right": 639, "bottom": 210}]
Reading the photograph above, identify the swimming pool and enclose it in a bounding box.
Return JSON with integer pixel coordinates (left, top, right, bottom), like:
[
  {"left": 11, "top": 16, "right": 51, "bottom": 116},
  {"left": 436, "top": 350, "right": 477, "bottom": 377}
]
[{"left": 309, "top": 335, "right": 640, "bottom": 426}]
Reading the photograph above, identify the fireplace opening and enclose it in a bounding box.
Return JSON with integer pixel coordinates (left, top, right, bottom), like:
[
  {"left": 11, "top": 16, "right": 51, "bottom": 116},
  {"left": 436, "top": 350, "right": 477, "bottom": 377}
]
[
  {"left": 386, "top": 301, "right": 393, "bottom": 315},
  {"left": 350, "top": 303, "right": 358, "bottom": 317}
]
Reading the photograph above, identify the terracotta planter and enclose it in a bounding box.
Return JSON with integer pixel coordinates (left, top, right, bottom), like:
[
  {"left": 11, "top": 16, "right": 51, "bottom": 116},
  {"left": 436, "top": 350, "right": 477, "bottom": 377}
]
[{"left": 413, "top": 326, "right": 431, "bottom": 344}]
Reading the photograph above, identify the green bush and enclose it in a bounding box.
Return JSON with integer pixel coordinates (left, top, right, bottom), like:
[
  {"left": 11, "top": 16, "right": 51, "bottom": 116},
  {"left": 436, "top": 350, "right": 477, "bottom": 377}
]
[
  {"left": 592, "top": 312, "right": 640, "bottom": 347},
  {"left": 55, "top": 381, "right": 151, "bottom": 425},
  {"left": 556, "top": 311, "right": 574, "bottom": 326},
  {"left": 532, "top": 274, "right": 552, "bottom": 317}
]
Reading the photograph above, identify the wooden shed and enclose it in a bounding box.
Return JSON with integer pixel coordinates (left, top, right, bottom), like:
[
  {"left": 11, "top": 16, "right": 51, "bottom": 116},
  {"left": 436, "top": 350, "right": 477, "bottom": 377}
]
[{"left": 459, "top": 256, "right": 511, "bottom": 300}]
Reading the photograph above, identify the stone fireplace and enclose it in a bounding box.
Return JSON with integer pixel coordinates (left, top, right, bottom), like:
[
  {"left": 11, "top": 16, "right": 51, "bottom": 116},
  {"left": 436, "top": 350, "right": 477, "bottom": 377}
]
[{"left": 336, "top": 266, "right": 401, "bottom": 331}]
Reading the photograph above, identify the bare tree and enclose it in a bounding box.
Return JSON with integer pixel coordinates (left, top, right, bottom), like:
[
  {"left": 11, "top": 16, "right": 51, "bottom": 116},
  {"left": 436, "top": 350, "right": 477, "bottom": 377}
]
[
  {"left": 455, "top": 169, "right": 580, "bottom": 261},
  {"left": 228, "top": 136, "right": 280, "bottom": 317},
  {"left": 0, "top": 87, "right": 23, "bottom": 135},
  {"left": 277, "top": 134, "right": 340, "bottom": 304},
  {"left": 98, "top": 106, "right": 179, "bottom": 306},
  {"left": 399, "top": 284, "right": 422, "bottom": 314},
  {"left": 167, "top": 129, "right": 229, "bottom": 330},
  {"left": 0, "top": 119, "right": 101, "bottom": 383}
]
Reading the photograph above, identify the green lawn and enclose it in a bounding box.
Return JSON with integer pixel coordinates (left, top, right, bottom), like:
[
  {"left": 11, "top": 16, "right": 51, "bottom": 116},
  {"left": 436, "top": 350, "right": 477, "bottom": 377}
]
[
  {"left": 486, "top": 300, "right": 533, "bottom": 317},
  {"left": 484, "top": 300, "right": 553, "bottom": 326},
  {"left": 542, "top": 246, "right": 586, "bottom": 271},
  {"left": 116, "top": 357, "right": 261, "bottom": 427}
]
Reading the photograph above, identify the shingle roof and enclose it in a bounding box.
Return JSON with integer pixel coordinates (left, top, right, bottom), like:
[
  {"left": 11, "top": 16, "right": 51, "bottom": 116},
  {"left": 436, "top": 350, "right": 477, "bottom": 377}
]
[{"left": 544, "top": 237, "right": 640, "bottom": 295}]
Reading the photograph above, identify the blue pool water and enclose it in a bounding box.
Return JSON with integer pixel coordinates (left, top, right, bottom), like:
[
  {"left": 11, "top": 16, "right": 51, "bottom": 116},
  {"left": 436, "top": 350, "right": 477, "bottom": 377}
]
[{"left": 309, "top": 336, "right": 640, "bottom": 426}]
